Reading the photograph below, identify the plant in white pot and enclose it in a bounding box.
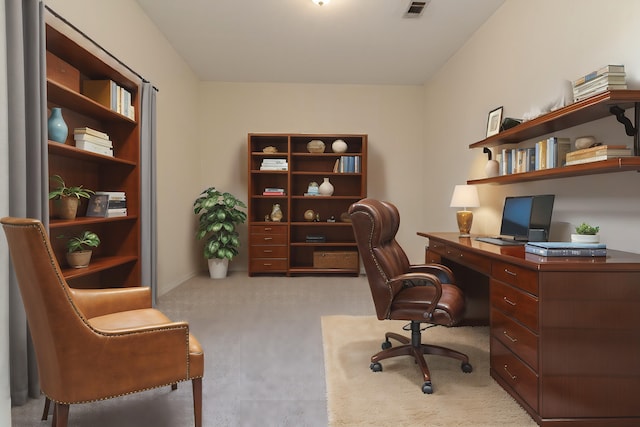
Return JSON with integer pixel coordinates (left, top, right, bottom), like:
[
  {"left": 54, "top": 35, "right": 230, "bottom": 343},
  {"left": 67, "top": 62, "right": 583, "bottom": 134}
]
[
  {"left": 49, "top": 174, "right": 94, "bottom": 219},
  {"left": 571, "top": 222, "right": 600, "bottom": 243},
  {"left": 193, "top": 187, "right": 247, "bottom": 279},
  {"left": 62, "top": 230, "right": 100, "bottom": 268}
]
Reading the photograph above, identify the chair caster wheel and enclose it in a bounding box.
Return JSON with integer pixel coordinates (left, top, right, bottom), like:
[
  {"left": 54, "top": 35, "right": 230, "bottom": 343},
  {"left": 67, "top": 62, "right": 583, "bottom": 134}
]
[
  {"left": 370, "top": 362, "right": 383, "bottom": 372},
  {"left": 461, "top": 362, "right": 473, "bottom": 373},
  {"left": 422, "top": 381, "right": 433, "bottom": 394},
  {"left": 381, "top": 340, "right": 392, "bottom": 350}
]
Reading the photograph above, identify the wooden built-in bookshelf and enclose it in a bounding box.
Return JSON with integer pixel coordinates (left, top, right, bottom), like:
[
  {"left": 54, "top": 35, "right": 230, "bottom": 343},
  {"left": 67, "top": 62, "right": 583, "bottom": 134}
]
[
  {"left": 248, "top": 133, "right": 367, "bottom": 276},
  {"left": 45, "top": 9, "right": 142, "bottom": 288},
  {"left": 468, "top": 90, "right": 640, "bottom": 185}
]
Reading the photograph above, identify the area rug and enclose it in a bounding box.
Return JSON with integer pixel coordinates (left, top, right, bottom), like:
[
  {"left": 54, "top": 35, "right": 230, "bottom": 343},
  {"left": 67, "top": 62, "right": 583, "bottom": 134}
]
[{"left": 321, "top": 315, "right": 537, "bottom": 427}]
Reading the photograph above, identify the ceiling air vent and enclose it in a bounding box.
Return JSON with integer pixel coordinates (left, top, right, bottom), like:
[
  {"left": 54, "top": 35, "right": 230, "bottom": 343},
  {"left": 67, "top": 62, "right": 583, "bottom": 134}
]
[{"left": 404, "top": 0, "right": 430, "bottom": 18}]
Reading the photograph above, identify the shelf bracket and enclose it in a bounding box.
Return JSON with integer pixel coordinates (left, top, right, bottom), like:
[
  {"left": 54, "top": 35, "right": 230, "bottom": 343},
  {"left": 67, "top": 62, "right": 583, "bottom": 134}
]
[{"left": 609, "top": 105, "right": 637, "bottom": 136}]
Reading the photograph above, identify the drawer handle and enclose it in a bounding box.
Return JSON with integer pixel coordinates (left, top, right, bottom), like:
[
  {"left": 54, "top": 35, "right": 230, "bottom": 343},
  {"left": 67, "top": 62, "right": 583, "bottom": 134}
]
[
  {"left": 263, "top": 250, "right": 273, "bottom": 253},
  {"left": 503, "top": 365, "right": 517, "bottom": 381},
  {"left": 504, "top": 268, "right": 517, "bottom": 276},
  {"left": 503, "top": 330, "right": 518, "bottom": 343},
  {"left": 263, "top": 237, "right": 273, "bottom": 241},
  {"left": 263, "top": 263, "right": 272, "bottom": 266},
  {"left": 503, "top": 296, "right": 517, "bottom": 306},
  {"left": 264, "top": 227, "right": 273, "bottom": 231}
]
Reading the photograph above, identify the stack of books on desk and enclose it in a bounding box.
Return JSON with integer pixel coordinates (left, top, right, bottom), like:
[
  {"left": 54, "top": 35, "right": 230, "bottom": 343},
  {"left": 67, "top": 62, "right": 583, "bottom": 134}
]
[
  {"left": 73, "top": 127, "right": 113, "bottom": 157},
  {"left": 565, "top": 144, "right": 632, "bottom": 166},
  {"left": 525, "top": 241, "right": 607, "bottom": 257},
  {"left": 572, "top": 65, "right": 626, "bottom": 102}
]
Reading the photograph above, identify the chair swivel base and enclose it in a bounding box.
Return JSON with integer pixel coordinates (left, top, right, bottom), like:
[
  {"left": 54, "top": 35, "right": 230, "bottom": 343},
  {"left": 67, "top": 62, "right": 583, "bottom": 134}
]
[{"left": 369, "top": 324, "right": 472, "bottom": 394}]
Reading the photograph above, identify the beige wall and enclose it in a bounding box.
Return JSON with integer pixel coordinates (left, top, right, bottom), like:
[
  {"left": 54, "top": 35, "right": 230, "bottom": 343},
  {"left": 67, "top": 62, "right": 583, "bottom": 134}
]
[{"left": 425, "top": 0, "right": 640, "bottom": 253}]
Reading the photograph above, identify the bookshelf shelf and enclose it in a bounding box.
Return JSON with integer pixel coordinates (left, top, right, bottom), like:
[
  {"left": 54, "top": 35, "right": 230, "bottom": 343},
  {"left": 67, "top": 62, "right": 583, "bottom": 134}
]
[
  {"left": 468, "top": 90, "right": 640, "bottom": 184},
  {"left": 248, "top": 133, "right": 367, "bottom": 276}
]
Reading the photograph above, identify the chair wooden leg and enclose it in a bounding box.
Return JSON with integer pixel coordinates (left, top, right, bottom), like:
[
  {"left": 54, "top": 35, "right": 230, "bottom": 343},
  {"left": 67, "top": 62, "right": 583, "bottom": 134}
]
[
  {"left": 42, "top": 397, "right": 51, "bottom": 420},
  {"left": 192, "top": 378, "right": 202, "bottom": 427},
  {"left": 53, "top": 402, "right": 69, "bottom": 427}
]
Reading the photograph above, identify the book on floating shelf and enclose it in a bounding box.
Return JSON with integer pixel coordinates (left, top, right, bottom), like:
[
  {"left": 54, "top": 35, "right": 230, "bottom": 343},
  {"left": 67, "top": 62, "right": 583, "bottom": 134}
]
[
  {"left": 565, "top": 145, "right": 632, "bottom": 164},
  {"left": 525, "top": 241, "right": 607, "bottom": 257},
  {"left": 572, "top": 65, "right": 625, "bottom": 87}
]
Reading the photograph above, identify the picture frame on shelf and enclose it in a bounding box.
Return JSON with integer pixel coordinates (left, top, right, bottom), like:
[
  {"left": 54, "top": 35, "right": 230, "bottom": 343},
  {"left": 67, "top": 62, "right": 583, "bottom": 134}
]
[
  {"left": 86, "top": 194, "right": 108, "bottom": 217},
  {"left": 486, "top": 106, "right": 503, "bottom": 137}
]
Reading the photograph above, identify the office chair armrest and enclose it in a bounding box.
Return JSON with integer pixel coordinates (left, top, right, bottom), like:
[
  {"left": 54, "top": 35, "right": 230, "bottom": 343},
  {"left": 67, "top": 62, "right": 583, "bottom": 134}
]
[
  {"left": 388, "top": 272, "right": 443, "bottom": 318},
  {"left": 408, "top": 263, "right": 454, "bottom": 284},
  {"left": 71, "top": 287, "right": 153, "bottom": 319}
]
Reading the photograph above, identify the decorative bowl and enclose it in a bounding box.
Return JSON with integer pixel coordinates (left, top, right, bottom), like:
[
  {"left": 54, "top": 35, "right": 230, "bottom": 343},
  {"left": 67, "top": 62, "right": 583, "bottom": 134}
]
[
  {"left": 575, "top": 136, "right": 596, "bottom": 149},
  {"left": 307, "top": 140, "right": 325, "bottom": 153}
]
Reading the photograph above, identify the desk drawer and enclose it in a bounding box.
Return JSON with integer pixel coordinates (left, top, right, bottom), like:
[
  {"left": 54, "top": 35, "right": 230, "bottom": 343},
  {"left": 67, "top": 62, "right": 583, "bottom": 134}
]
[
  {"left": 443, "top": 246, "right": 491, "bottom": 275},
  {"left": 491, "top": 308, "right": 538, "bottom": 370},
  {"left": 491, "top": 279, "right": 539, "bottom": 332},
  {"left": 250, "top": 245, "right": 288, "bottom": 258},
  {"left": 249, "top": 258, "right": 288, "bottom": 272},
  {"left": 250, "top": 233, "right": 288, "bottom": 245},
  {"left": 491, "top": 337, "right": 538, "bottom": 411},
  {"left": 492, "top": 261, "right": 538, "bottom": 295},
  {"left": 250, "top": 224, "right": 287, "bottom": 235},
  {"left": 429, "top": 239, "right": 447, "bottom": 256}
]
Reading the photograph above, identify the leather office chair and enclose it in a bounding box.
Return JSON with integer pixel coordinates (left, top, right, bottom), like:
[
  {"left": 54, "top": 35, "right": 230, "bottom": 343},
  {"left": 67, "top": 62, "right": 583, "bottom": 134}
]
[
  {"left": 349, "top": 199, "right": 472, "bottom": 393},
  {"left": 1, "top": 217, "right": 204, "bottom": 426}
]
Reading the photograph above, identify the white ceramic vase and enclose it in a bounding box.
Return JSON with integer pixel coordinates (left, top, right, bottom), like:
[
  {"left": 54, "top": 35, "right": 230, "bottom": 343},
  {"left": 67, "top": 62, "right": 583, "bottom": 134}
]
[
  {"left": 332, "top": 139, "right": 348, "bottom": 153},
  {"left": 318, "top": 177, "right": 334, "bottom": 196}
]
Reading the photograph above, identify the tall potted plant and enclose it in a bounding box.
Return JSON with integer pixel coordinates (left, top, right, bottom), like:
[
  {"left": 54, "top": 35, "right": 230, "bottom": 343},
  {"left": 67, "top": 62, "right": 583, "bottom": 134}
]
[
  {"left": 48, "top": 174, "right": 94, "bottom": 219},
  {"left": 193, "top": 187, "right": 247, "bottom": 278}
]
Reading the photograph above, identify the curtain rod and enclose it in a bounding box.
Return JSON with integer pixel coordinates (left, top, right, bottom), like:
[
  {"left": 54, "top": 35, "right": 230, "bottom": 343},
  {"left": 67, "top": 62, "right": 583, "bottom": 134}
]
[{"left": 44, "top": 5, "right": 159, "bottom": 92}]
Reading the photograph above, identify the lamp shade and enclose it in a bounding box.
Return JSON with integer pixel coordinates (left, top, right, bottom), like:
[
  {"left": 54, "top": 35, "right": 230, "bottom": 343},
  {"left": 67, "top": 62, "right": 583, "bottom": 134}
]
[{"left": 449, "top": 185, "right": 479, "bottom": 209}]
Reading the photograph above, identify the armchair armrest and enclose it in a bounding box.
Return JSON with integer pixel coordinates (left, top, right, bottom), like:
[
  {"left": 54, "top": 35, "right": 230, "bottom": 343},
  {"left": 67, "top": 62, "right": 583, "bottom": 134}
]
[
  {"left": 409, "top": 263, "right": 454, "bottom": 284},
  {"left": 70, "top": 287, "right": 152, "bottom": 319},
  {"left": 387, "top": 271, "right": 443, "bottom": 319}
]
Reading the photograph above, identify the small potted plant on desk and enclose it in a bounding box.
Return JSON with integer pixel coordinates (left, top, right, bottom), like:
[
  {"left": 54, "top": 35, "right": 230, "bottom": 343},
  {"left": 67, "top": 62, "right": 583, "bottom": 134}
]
[
  {"left": 571, "top": 222, "right": 600, "bottom": 243},
  {"left": 49, "top": 174, "right": 94, "bottom": 220},
  {"left": 63, "top": 231, "right": 101, "bottom": 268},
  {"left": 193, "top": 187, "right": 247, "bottom": 279}
]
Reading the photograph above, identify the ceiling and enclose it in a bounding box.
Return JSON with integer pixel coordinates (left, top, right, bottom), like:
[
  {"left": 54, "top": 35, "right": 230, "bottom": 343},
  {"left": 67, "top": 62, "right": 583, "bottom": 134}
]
[{"left": 135, "top": 0, "right": 504, "bottom": 85}]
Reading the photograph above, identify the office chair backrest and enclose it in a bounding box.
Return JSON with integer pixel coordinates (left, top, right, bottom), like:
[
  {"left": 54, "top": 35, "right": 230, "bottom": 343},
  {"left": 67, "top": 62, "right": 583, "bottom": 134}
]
[{"left": 349, "top": 198, "right": 411, "bottom": 320}]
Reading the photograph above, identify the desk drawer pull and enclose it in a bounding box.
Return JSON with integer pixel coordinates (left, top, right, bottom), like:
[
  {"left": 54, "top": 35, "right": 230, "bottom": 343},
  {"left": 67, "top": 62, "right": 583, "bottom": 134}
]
[
  {"left": 503, "top": 296, "right": 517, "bottom": 306},
  {"left": 263, "top": 237, "right": 273, "bottom": 241},
  {"left": 264, "top": 227, "right": 273, "bottom": 231},
  {"left": 262, "top": 263, "right": 273, "bottom": 266},
  {"left": 263, "top": 249, "right": 273, "bottom": 253},
  {"left": 503, "top": 365, "right": 517, "bottom": 381},
  {"left": 504, "top": 268, "right": 517, "bottom": 276},
  {"left": 503, "top": 330, "right": 518, "bottom": 343}
]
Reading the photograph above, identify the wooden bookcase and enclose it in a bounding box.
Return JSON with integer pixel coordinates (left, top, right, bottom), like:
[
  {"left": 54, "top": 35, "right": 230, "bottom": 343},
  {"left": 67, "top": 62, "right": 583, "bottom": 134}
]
[
  {"left": 45, "top": 10, "right": 141, "bottom": 288},
  {"left": 248, "top": 133, "right": 367, "bottom": 276},
  {"left": 468, "top": 90, "right": 640, "bottom": 184}
]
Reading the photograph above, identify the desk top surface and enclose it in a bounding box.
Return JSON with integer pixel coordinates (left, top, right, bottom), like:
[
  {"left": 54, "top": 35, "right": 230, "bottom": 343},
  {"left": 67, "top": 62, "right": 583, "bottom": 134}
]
[{"left": 420, "top": 232, "right": 640, "bottom": 271}]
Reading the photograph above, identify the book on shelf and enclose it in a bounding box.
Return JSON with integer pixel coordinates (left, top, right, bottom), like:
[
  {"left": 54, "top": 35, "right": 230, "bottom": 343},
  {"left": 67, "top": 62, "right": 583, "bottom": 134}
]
[
  {"left": 533, "top": 137, "right": 570, "bottom": 170},
  {"left": 573, "top": 73, "right": 626, "bottom": 92},
  {"left": 525, "top": 241, "right": 607, "bottom": 257},
  {"left": 74, "top": 140, "right": 114, "bottom": 157},
  {"left": 565, "top": 154, "right": 634, "bottom": 166},
  {"left": 106, "top": 207, "right": 127, "bottom": 218},
  {"left": 260, "top": 158, "right": 288, "bottom": 170},
  {"left": 574, "top": 84, "right": 628, "bottom": 102},
  {"left": 96, "top": 191, "right": 126, "bottom": 200},
  {"left": 572, "top": 65, "right": 625, "bottom": 87},
  {"left": 81, "top": 79, "right": 134, "bottom": 118},
  {"left": 74, "top": 133, "right": 112, "bottom": 147},
  {"left": 263, "top": 187, "right": 286, "bottom": 195},
  {"left": 73, "top": 127, "right": 109, "bottom": 140},
  {"left": 566, "top": 145, "right": 631, "bottom": 163}
]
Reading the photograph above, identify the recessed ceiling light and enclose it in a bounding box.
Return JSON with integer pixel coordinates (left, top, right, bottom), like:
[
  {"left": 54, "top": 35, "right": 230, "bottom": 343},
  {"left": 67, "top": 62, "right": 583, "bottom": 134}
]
[{"left": 312, "top": 0, "right": 330, "bottom": 5}]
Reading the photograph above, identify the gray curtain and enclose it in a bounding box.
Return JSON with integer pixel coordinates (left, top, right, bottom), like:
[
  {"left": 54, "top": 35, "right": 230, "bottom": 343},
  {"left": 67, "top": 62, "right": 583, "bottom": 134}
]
[
  {"left": 140, "top": 82, "right": 158, "bottom": 305},
  {"left": 4, "top": 0, "right": 48, "bottom": 404}
]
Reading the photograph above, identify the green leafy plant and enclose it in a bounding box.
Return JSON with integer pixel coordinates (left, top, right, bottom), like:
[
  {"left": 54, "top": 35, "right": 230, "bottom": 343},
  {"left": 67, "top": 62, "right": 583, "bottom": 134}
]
[
  {"left": 62, "top": 231, "right": 101, "bottom": 253},
  {"left": 48, "top": 174, "right": 94, "bottom": 200},
  {"left": 575, "top": 222, "right": 599, "bottom": 235},
  {"left": 193, "top": 187, "right": 247, "bottom": 260}
]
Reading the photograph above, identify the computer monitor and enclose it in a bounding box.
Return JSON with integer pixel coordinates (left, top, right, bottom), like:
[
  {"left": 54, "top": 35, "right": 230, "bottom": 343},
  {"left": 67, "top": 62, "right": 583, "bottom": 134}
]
[{"left": 500, "top": 194, "right": 555, "bottom": 241}]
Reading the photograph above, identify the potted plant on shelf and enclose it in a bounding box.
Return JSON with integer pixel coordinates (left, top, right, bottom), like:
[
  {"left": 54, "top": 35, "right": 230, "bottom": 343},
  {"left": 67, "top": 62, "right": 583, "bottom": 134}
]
[
  {"left": 193, "top": 187, "right": 247, "bottom": 279},
  {"left": 571, "top": 222, "right": 600, "bottom": 243},
  {"left": 62, "top": 230, "right": 101, "bottom": 268},
  {"left": 48, "top": 174, "right": 94, "bottom": 219}
]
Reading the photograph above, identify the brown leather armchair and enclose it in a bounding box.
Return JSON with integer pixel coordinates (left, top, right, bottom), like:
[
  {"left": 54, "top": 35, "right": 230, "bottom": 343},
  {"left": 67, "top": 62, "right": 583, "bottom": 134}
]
[
  {"left": 349, "top": 199, "right": 472, "bottom": 393},
  {"left": 1, "top": 217, "right": 203, "bottom": 426}
]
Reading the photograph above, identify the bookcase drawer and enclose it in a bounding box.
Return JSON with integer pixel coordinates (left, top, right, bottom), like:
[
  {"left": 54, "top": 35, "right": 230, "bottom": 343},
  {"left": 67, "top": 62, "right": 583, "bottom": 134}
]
[
  {"left": 250, "top": 233, "right": 288, "bottom": 245},
  {"left": 249, "top": 258, "right": 288, "bottom": 272},
  {"left": 492, "top": 261, "right": 538, "bottom": 295},
  {"left": 249, "top": 245, "right": 288, "bottom": 259},
  {"left": 491, "top": 279, "right": 539, "bottom": 333},
  {"left": 491, "top": 308, "right": 538, "bottom": 370},
  {"left": 250, "top": 224, "right": 287, "bottom": 235}
]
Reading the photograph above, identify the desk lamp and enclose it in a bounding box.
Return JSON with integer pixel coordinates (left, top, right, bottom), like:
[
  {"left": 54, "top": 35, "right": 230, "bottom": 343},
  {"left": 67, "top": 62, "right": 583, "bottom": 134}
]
[{"left": 449, "top": 185, "right": 479, "bottom": 237}]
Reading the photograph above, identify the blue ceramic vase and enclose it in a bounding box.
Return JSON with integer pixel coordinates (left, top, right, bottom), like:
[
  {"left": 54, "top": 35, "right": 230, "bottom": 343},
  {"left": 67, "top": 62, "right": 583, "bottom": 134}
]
[{"left": 47, "top": 107, "right": 68, "bottom": 143}]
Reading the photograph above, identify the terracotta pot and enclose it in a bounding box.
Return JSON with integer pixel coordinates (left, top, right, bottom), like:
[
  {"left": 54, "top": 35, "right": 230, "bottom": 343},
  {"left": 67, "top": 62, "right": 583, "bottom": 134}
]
[
  {"left": 53, "top": 196, "right": 79, "bottom": 219},
  {"left": 66, "top": 250, "right": 92, "bottom": 268}
]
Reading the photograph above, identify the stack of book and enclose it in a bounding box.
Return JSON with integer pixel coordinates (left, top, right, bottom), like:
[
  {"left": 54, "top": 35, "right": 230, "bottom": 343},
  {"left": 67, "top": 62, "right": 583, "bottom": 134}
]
[
  {"left": 260, "top": 158, "right": 288, "bottom": 171},
  {"left": 525, "top": 241, "right": 607, "bottom": 257},
  {"left": 262, "top": 187, "right": 285, "bottom": 196},
  {"left": 333, "top": 155, "right": 361, "bottom": 173},
  {"left": 81, "top": 79, "right": 135, "bottom": 120},
  {"left": 500, "top": 137, "right": 570, "bottom": 175},
  {"left": 572, "top": 65, "right": 626, "bottom": 102},
  {"left": 97, "top": 191, "right": 127, "bottom": 217},
  {"left": 74, "top": 127, "right": 113, "bottom": 156},
  {"left": 565, "top": 144, "right": 632, "bottom": 166}
]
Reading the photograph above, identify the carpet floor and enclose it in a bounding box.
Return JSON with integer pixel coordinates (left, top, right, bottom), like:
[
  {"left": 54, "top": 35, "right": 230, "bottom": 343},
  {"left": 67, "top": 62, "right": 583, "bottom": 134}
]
[{"left": 322, "top": 315, "right": 537, "bottom": 427}]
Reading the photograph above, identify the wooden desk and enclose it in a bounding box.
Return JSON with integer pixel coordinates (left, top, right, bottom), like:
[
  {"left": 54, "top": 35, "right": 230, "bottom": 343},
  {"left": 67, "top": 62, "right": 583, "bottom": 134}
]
[{"left": 419, "top": 232, "right": 640, "bottom": 427}]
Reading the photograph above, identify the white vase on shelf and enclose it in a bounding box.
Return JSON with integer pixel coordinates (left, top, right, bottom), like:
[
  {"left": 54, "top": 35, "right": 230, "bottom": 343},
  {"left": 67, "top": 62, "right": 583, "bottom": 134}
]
[{"left": 318, "top": 178, "right": 334, "bottom": 196}]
